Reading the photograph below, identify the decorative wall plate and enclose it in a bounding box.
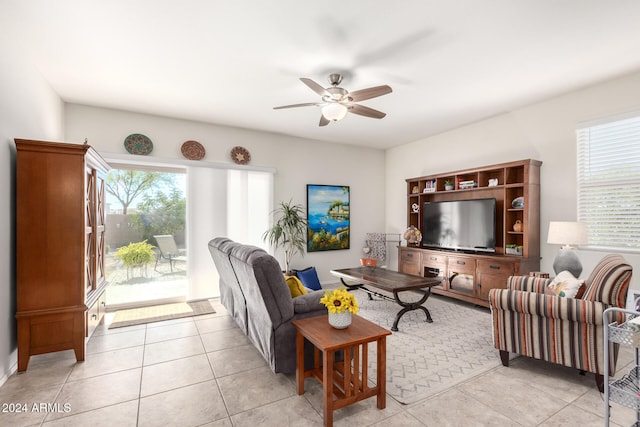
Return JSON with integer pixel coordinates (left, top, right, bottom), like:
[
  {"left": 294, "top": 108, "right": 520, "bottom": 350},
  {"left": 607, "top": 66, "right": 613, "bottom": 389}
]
[
  {"left": 230, "top": 146, "right": 251, "bottom": 165},
  {"left": 181, "top": 140, "right": 206, "bottom": 160},
  {"left": 124, "top": 134, "right": 153, "bottom": 155}
]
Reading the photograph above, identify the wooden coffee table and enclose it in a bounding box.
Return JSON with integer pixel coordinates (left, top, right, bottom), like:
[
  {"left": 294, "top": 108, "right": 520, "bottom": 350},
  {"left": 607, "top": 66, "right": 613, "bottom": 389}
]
[
  {"left": 331, "top": 267, "right": 440, "bottom": 331},
  {"left": 292, "top": 315, "right": 391, "bottom": 427}
]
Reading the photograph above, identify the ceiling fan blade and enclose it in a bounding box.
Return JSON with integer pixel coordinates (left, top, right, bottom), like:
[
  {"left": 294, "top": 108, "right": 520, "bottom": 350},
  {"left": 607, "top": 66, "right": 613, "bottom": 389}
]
[
  {"left": 319, "top": 115, "right": 330, "bottom": 126},
  {"left": 300, "top": 78, "right": 331, "bottom": 97},
  {"left": 273, "top": 102, "right": 322, "bottom": 110},
  {"left": 348, "top": 104, "right": 387, "bottom": 119},
  {"left": 347, "top": 85, "right": 392, "bottom": 102}
]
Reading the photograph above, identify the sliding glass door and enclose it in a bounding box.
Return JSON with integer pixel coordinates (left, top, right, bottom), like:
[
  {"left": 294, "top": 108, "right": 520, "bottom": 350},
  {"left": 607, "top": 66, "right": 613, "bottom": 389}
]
[
  {"left": 104, "top": 165, "right": 187, "bottom": 309},
  {"left": 103, "top": 157, "right": 274, "bottom": 308}
]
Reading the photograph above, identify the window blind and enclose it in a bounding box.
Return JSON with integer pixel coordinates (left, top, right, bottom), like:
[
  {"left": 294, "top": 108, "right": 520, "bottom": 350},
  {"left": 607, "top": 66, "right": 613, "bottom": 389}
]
[
  {"left": 577, "top": 113, "right": 640, "bottom": 251},
  {"left": 227, "top": 169, "right": 272, "bottom": 249},
  {"left": 187, "top": 167, "right": 273, "bottom": 300}
]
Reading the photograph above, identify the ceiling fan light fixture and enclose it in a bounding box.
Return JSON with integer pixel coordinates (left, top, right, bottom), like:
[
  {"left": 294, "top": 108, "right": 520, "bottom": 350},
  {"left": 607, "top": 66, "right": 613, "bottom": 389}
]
[
  {"left": 322, "top": 103, "right": 348, "bottom": 121},
  {"left": 273, "top": 74, "right": 392, "bottom": 126}
]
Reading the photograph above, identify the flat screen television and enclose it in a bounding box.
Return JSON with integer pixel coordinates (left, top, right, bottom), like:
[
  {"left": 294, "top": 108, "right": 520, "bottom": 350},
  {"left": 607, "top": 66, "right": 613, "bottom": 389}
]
[{"left": 422, "top": 198, "right": 496, "bottom": 253}]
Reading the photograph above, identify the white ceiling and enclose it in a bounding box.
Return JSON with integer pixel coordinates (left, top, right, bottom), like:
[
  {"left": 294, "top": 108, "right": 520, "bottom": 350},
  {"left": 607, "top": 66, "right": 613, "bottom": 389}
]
[{"left": 8, "top": 1, "right": 640, "bottom": 149}]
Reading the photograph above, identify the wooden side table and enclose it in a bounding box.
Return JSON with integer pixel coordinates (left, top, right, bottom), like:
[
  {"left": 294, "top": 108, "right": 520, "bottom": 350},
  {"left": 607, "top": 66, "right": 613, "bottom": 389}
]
[{"left": 292, "top": 315, "right": 391, "bottom": 427}]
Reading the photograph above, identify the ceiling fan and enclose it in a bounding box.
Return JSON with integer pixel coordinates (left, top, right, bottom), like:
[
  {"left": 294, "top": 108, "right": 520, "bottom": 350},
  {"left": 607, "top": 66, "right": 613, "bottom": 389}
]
[{"left": 274, "top": 73, "right": 392, "bottom": 126}]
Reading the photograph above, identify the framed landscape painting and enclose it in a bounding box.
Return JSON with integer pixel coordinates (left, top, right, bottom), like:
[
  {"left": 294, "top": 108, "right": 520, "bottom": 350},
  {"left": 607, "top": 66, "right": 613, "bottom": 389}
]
[{"left": 307, "top": 184, "right": 350, "bottom": 252}]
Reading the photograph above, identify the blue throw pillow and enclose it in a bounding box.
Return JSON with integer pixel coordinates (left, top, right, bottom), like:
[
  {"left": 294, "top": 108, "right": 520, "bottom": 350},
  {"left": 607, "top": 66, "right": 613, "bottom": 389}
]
[{"left": 295, "top": 267, "right": 322, "bottom": 291}]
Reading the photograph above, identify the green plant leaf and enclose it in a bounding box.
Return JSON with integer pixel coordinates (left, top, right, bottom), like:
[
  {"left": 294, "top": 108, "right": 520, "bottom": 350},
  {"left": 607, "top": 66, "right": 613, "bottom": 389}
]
[
  {"left": 262, "top": 199, "right": 307, "bottom": 273},
  {"left": 114, "top": 240, "right": 156, "bottom": 267}
]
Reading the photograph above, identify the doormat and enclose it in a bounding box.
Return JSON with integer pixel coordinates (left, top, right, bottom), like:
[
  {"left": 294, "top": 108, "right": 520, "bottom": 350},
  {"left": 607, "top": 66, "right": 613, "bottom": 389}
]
[{"left": 108, "top": 300, "right": 215, "bottom": 329}]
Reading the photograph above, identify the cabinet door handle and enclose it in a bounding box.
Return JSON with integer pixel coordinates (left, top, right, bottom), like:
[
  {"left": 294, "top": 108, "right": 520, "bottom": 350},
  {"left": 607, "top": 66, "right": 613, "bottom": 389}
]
[
  {"left": 489, "top": 265, "right": 501, "bottom": 270},
  {"left": 407, "top": 253, "right": 413, "bottom": 258},
  {"left": 457, "top": 260, "right": 465, "bottom": 265},
  {"left": 430, "top": 256, "right": 437, "bottom": 261},
  {"left": 91, "top": 314, "right": 97, "bottom": 320}
]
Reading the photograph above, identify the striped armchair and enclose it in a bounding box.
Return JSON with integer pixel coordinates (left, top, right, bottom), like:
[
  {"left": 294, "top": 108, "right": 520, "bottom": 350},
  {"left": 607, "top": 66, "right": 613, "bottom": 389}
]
[{"left": 488, "top": 254, "right": 632, "bottom": 392}]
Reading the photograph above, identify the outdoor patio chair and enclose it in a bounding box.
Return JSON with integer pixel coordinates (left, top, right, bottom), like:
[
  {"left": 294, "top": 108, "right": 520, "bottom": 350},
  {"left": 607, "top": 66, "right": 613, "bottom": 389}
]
[{"left": 153, "top": 234, "right": 186, "bottom": 272}]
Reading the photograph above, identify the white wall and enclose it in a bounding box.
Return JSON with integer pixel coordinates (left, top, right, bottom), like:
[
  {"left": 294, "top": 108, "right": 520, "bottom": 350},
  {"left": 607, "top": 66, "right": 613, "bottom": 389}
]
[
  {"left": 0, "top": 15, "right": 64, "bottom": 384},
  {"left": 64, "top": 104, "right": 387, "bottom": 287},
  {"left": 386, "top": 70, "right": 640, "bottom": 300}
]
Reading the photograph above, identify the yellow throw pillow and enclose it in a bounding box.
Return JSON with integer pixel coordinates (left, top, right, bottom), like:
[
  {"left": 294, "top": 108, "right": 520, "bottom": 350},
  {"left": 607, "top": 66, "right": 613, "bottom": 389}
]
[{"left": 285, "top": 275, "right": 307, "bottom": 298}]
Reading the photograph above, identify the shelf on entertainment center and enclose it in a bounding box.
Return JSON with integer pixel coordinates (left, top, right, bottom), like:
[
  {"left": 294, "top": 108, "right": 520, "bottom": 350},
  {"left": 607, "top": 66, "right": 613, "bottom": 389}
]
[{"left": 402, "top": 159, "right": 541, "bottom": 307}]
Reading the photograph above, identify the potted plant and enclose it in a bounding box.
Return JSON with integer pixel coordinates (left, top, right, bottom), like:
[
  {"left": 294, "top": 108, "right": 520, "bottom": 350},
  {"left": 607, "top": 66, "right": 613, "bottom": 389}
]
[
  {"left": 444, "top": 179, "right": 455, "bottom": 191},
  {"left": 114, "top": 240, "right": 156, "bottom": 278},
  {"left": 320, "top": 287, "right": 359, "bottom": 329},
  {"left": 262, "top": 200, "right": 307, "bottom": 275}
]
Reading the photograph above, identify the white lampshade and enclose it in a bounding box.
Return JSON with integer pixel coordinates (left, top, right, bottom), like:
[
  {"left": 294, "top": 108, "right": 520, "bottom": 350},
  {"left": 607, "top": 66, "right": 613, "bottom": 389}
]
[
  {"left": 322, "top": 103, "right": 348, "bottom": 121},
  {"left": 548, "top": 221, "right": 587, "bottom": 277},
  {"left": 547, "top": 221, "right": 588, "bottom": 248}
]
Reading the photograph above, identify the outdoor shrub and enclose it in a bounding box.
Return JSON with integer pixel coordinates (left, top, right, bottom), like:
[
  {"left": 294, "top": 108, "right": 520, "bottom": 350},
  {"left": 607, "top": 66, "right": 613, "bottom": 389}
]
[{"left": 114, "top": 240, "right": 156, "bottom": 267}]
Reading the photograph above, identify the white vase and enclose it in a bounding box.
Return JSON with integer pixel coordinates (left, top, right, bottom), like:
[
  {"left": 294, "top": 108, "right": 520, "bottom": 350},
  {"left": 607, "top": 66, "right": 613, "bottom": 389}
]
[{"left": 328, "top": 312, "right": 352, "bottom": 329}]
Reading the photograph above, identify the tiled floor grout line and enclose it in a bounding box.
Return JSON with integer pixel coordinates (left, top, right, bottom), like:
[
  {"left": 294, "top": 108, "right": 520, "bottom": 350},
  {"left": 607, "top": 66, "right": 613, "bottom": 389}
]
[
  {"left": 135, "top": 324, "right": 149, "bottom": 427},
  {"left": 197, "top": 323, "right": 234, "bottom": 425},
  {"left": 39, "top": 357, "right": 78, "bottom": 426}
]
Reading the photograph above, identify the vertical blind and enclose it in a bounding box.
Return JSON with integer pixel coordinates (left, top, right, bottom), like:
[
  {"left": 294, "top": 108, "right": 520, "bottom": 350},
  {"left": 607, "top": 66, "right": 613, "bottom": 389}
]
[
  {"left": 577, "top": 112, "right": 640, "bottom": 251},
  {"left": 187, "top": 167, "right": 228, "bottom": 301},
  {"left": 188, "top": 167, "right": 273, "bottom": 300},
  {"left": 227, "top": 169, "right": 273, "bottom": 249}
]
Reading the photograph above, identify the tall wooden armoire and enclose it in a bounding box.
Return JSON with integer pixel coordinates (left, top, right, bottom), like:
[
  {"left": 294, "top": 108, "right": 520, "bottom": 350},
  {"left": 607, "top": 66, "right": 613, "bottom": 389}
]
[{"left": 15, "top": 139, "right": 110, "bottom": 371}]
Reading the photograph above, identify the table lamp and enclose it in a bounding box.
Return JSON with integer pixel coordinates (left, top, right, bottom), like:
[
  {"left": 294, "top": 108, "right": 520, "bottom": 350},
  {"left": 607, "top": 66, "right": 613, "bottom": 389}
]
[{"left": 547, "top": 221, "right": 588, "bottom": 277}]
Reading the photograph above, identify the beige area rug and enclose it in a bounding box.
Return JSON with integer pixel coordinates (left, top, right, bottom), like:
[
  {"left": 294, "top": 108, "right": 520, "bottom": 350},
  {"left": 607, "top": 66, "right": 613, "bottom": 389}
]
[
  {"left": 354, "top": 290, "right": 502, "bottom": 405},
  {"left": 109, "top": 300, "right": 215, "bottom": 329}
]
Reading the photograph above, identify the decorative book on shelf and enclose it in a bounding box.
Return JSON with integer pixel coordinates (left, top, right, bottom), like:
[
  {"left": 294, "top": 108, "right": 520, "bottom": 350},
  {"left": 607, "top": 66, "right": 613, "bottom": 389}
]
[
  {"left": 422, "top": 179, "right": 437, "bottom": 193},
  {"left": 458, "top": 180, "right": 477, "bottom": 189}
]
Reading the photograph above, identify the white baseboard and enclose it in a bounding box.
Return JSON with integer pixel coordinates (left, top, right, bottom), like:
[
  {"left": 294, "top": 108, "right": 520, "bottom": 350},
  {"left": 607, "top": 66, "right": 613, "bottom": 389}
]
[
  {"left": 105, "top": 296, "right": 186, "bottom": 312},
  {"left": 0, "top": 349, "right": 18, "bottom": 389}
]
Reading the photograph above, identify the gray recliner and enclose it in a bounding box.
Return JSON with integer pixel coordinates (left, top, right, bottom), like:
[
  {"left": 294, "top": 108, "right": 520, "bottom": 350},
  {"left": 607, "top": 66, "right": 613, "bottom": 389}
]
[
  {"left": 208, "top": 237, "right": 328, "bottom": 374},
  {"left": 208, "top": 237, "right": 248, "bottom": 334}
]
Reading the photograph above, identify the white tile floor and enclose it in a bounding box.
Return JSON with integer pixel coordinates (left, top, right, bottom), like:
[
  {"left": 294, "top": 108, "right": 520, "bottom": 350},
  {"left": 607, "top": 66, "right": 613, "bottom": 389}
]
[{"left": 0, "top": 299, "right": 637, "bottom": 426}]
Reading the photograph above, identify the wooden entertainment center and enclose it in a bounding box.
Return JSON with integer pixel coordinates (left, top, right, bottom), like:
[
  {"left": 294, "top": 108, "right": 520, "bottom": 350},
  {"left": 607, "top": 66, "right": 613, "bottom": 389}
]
[{"left": 399, "top": 159, "right": 541, "bottom": 307}]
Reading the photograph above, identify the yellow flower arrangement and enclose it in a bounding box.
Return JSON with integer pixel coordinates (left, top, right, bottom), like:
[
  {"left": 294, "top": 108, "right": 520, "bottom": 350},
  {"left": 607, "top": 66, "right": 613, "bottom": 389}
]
[{"left": 320, "top": 287, "right": 359, "bottom": 314}]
